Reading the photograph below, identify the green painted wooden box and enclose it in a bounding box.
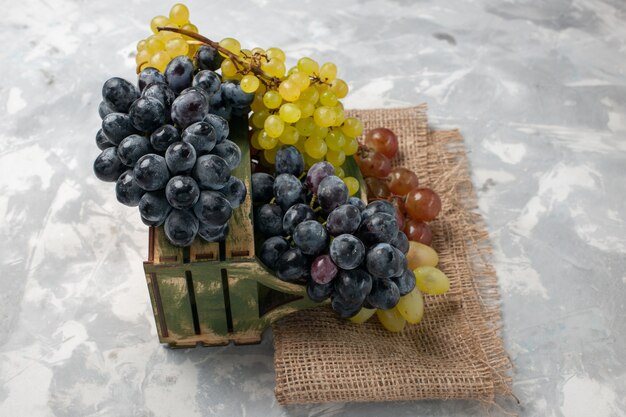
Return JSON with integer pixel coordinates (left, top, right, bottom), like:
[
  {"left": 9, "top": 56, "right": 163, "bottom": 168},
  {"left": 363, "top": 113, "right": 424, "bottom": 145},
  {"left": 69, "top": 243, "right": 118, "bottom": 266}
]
[{"left": 143, "top": 116, "right": 363, "bottom": 347}]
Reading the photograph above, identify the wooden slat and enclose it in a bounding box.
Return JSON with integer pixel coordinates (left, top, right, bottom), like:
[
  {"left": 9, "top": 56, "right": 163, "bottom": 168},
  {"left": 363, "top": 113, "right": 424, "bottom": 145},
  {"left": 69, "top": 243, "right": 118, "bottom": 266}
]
[
  {"left": 156, "top": 275, "right": 196, "bottom": 340},
  {"left": 189, "top": 239, "right": 219, "bottom": 262},
  {"left": 153, "top": 226, "right": 184, "bottom": 264},
  {"left": 190, "top": 263, "right": 230, "bottom": 337}
]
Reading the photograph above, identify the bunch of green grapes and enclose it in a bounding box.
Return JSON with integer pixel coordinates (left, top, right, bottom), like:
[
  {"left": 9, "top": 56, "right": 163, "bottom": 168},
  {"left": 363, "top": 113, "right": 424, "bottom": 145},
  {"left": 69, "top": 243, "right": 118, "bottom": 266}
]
[{"left": 135, "top": 4, "right": 200, "bottom": 72}]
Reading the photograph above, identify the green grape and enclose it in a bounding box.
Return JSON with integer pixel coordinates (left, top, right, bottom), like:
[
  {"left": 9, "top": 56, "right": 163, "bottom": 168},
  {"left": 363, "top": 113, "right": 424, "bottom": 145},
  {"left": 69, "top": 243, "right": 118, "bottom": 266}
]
[
  {"left": 342, "top": 136, "right": 359, "bottom": 155},
  {"left": 137, "top": 39, "right": 147, "bottom": 51},
  {"left": 136, "top": 49, "right": 151, "bottom": 66},
  {"left": 146, "top": 36, "right": 165, "bottom": 54},
  {"left": 262, "top": 58, "right": 286, "bottom": 78},
  {"left": 300, "top": 86, "right": 319, "bottom": 104},
  {"left": 219, "top": 37, "right": 241, "bottom": 56},
  {"left": 319, "top": 62, "right": 337, "bottom": 82},
  {"left": 311, "top": 125, "right": 329, "bottom": 139},
  {"left": 264, "top": 115, "right": 285, "bottom": 138},
  {"left": 158, "top": 24, "right": 181, "bottom": 41},
  {"left": 333, "top": 106, "right": 346, "bottom": 126},
  {"left": 266, "top": 47, "right": 286, "bottom": 62},
  {"left": 251, "top": 93, "right": 265, "bottom": 112},
  {"left": 295, "top": 117, "right": 315, "bottom": 136},
  {"left": 406, "top": 241, "right": 439, "bottom": 270},
  {"left": 304, "top": 136, "right": 327, "bottom": 159},
  {"left": 259, "top": 130, "right": 278, "bottom": 149},
  {"left": 330, "top": 79, "right": 349, "bottom": 98},
  {"left": 303, "top": 152, "right": 318, "bottom": 169},
  {"left": 251, "top": 47, "right": 265, "bottom": 55},
  {"left": 319, "top": 90, "right": 338, "bottom": 107},
  {"left": 264, "top": 146, "right": 279, "bottom": 164},
  {"left": 313, "top": 106, "right": 336, "bottom": 128},
  {"left": 263, "top": 90, "right": 282, "bottom": 109},
  {"left": 279, "top": 125, "right": 299, "bottom": 145},
  {"left": 289, "top": 72, "right": 310, "bottom": 91},
  {"left": 297, "top": 57, "right": 319, "bottom": 75},
  {"left": 221, "top": 59, "right": 238, "bottom": 77},
  {"left": 413, "top": 266, "right": 450, "bottom": 295},
  {"left": 396, "top": 288, "right": 424, "bottom": 324},
  {"left": 279, "top": 103, "right": 301, "bottom": 123},
  {"left": 165, "top": 38, "right": 189, "bottom": 57},
  {"left": 335, "top": 166, "right": 345, "bottom": 178},
  {"left": 150, "top": 15, "right": 170, "bottom": 34},
  {"left": 278, "top": 80, "right": 300, "bottom": 102},
  {"left": 377, "top": 308, "right": 406, "bottom": 332},
  {"left": 150, "top": 51, "right": 171, "bottom": 72},
  {"left": 251, "top": 110, "right": 269, "bottom": 129},
  {"left": 326, "top": 149, "right": 346, "bottom": 167},
  {"left": 241, "top": 74, "right": 260, "bottom": 93},
  {"left": 296, "top": 100, "right": 315, "bottom": 118},
  {"left": 169, "top": 3, "right": 190, "bottom": 25},
  {"left": 341, "top": 117, "right": 363, "bottom": 137},
  {"left": 343, "top": 176, "right": 359, "bottom": 196},
  {"left": 349, "top": 307, "right": 376, "bottom": 324},
  {"left": 295, "top": 136, "right": 307, "bottom": 155},
  {"left": 325, "top": 129, "right": 346, "bottom": 151},
  {"left": 181, "top": 23, "right": 198, "bottom": 34},
  {"left": 251, "top": 131, "right": 262, "bottom": 149}
]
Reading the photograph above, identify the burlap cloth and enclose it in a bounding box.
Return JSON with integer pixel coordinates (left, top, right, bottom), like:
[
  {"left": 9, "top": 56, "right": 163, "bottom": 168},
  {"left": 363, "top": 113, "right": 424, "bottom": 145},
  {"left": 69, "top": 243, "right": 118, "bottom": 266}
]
[{"left": 272, "top": 105, "right": 513, "bottom": 405}]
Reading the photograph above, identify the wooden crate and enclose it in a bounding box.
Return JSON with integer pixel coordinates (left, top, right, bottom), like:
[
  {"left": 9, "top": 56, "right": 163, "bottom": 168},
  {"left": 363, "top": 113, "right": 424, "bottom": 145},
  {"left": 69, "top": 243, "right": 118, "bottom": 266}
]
[{"left": 143, "top": 116, "right": 364, "bottom": 347}]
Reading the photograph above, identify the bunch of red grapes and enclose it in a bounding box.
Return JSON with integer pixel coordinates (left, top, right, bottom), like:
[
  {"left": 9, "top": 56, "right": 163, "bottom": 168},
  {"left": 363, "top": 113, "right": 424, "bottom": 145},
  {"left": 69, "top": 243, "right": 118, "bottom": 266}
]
[{"left": 354, "top": 128, "right": 441, "bottom": 246}]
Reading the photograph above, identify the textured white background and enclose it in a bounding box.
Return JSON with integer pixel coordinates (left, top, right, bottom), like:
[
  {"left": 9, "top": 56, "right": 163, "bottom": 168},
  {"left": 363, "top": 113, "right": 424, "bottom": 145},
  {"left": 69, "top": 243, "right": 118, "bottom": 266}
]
[{"left": 1, "top": 0, "right": 626, "bottom": 416}]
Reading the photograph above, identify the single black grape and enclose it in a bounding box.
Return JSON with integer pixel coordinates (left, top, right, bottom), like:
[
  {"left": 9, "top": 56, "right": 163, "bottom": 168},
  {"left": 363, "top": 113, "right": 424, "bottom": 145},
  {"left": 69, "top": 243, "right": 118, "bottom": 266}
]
[
  {"left": 129, "top": 97, "right": 166, "bottom": 133},
  {"left": 282, "top": 203, "right": 314, "bottom": 235},
  {"left": 102, "top": 77, "right": 139, "bottom": 112},
  {"left": 329, "top": 234, "right": 365, "bottom": 270},
  {"left": 171, "top": 90, "right": 209, "bottom": 129},
  {"left": 259, "top": 236, "right": 290, "bottom": 270},
  {"left": 115, "top": 170, "right": 145, "bottom": 207},
  {"left": 317, "top": 175, "right": 349, "bottom": 213},
  {"left": 93, "top": 147, "right": 125, "bottom": 182},
  {"left": 192, "top": 154, "right": 230, "bottom": 190},
  {"left": 391, "top": 269, "right": 416, "bottom": 296},
  {"left": 117, "top": 134, "right": 152, "bottom": 167},
  {"left": 390, "top": 231, "right": 409, "bottom": 254},
  {"left": 348, "top": 196, "right": 366, "bottom": 211},
  {"left": 275, "top": 146, "right": 304, "bottom": 177},
  {"left": 98, "top": 101, "right": 114, "bottom": 119},
  {"left": 165, "top": 175, "right": 200, "bottom": 209},
  {"left": 331, "top": 294, "right": 362, "bottom": 319},
  {"left": 138, "top": 67, "right": 166, "bottom": 91},
  {"left": 203, "top": 113, "right": 229, "bottom": 143},
  {"left": 95, "top": 129, "right": 113, "bottom": 150},
  {"left": 164, "top": 56, "right": 194, "bottom": 94},
  {"left": 180, "top": 86, "right": 211, "bottom": 105},
  {"left": 365, "top": 243, "right": 404, "bottom": 279},
  {"left": 212, "top": 140, "right": 241, "bottom": 171},
  {"left": 256, "top": 204, "right": 283, "bottom": 237},
  {"left": 195, "top": 45, "right": 224, "bottom": 71},
  {"left": 193, "top": 191, "right": 232, "bottom": 226},
  {"left": 138, "top": 191, "right": 171, "bottom": 225},
  {"left": 192, "top": 70, "right": 221, "bottom": 96},
  {"left": 251, "top": 173, "right": 274, "bottom": 203},
  {"left": 334, "top": 269, "right": 373, "bottom": 305},
  {"left": 198, "top": 222, "right": 229, "bottom": 242},
  {"left": 305, "top": 161, "right": 335, "bottom": 193},
  {"left": 101, "top": 112, "right": 138, "bottom": 145},
  {"left": 307, "top": 279, "right": 334, "bottom": 303},
  {"left": 133, "top": 154, "right": 169, "bottom": 191},
  {"left": 273, "top": 173, "right": 305, "bottom": 211},
  {"left": 366, "top": 278, "right": 401, "bottom": 310},
  {"left": 293, "top": 220, "right": 328, "bottom": 256},
  {"left": 221, "top": 80, "right": 255, "bottom": 107},
  {"left": 182, "top": 121, "right": 217, "bottom": 155},
  {"left": 221, "top": 176, "right": 247, "bottom": 209},
  {"left": 275, "top": 248, "right": 308, "bottom": 283},
  {"left": 150, "top": 124, "right": 180, "bottom": 152},
  {"left": 142, "top": 82, "right": 176, "bottom": 110},
  {"left": 326, "top": 204, "right": 361, "bottom": 236},
  {"left": 208, "top": 89, "right": 232, "bottom": 120},
  {"left": 358, "top": 212, "right": 398, "bottom": 245},
  {"left": 164, "top": 209, "right": 199, "bottom": 247},
  {"left": 361, "top": 200, "right": 396, "bottom": 221},
  {"left": 165, "top": 141, "right": 197, "bottom": 174}
]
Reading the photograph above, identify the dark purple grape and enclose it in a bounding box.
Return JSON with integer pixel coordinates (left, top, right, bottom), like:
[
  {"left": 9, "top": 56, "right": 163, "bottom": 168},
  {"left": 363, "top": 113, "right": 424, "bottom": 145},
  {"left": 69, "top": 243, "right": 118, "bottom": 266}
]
[
  {"left": 115, "top": 170, "right": 145, "bottom": 206},
  {"left": 192, "top": 70, "right": 221, "bottom": 96},
  {"left": 361, "top": 200, "right": 396, "bottom": 221},
  {"left": 221, "top": 176, "right": 246, "bottom": 208},
  {"left": 117, "top": 134, "right": 152, "bottom": 167},
  {"left": 391, "top": 269, "right": 416, "bottom": 296},
  {"left": 95, "top": 129, "right": 113, "bottom": 150},
  {"left": 203, "top": 114, "right": 229, "bottom": 143},
  {"left": 305, "top": 161, "right": 334, "bottom": 193},
  {"left": 150, "top": 124, "right": 180, "bottom": 152},
  {"left": 138, "top": 67, "right": 166, "bottom": 91},
  {"left": 129, "top": 97, "right": 166, "bottom": 133},
  {"left": 221, "top": 80, "right": 254, "bottom": 107},
  {"left": 326, "top": 204, "right": 361, "bottom": 236},
  {"left": 307, "top": 279, "right": 334, "bottom": 302},
  {"left": 102, "top": 77, "right": 139, "bottom": 112},
  {"left": 274, "top": 173, "right": 305, "bottom": 211},
  {"left": 165, "top": 175, "right": 200, "bottom": 209},
  {"left": 208, "top": 89, "right": 232, "bottom": 120},
  {"left": 164, "top": 56, "right": 194, "bottom": 94},
  {"left": 102, "top": 113, "right": 138, "bottom": 145},
  {"left": 390, "top": 231, "right": 409, "bottom": 254},
  {"left": 180, "top": 86, "right": 211, "bottom": 105},
  {"left": 171, "top": 90, "right": 209, "bottom": 129},
  {"left": 393, "top": 247, "right": 408, "bottom": 277},
  {"left": 310, "top": 254, "right": 338, "bottom": 285},
  {"left": 331, "top": 294, "right": 362, "bottom": 319},
  {"left": 348, "top": 196, "right": 366, "bottom": 211},
  {"left": 275, "top": 145, "right": 304, "bottom": 177},
  {"left": 198, "top": 222, "right": 229, "bottom": 242},
  {"left": 93, "top": 147, "right": 124, "bottom": 182},
  {"left": 182, "top": 121, "right": 216, "bottom": 155},
  {"left": 195, "top": 45, "right": 223, "bottom": 71},
  {"left": 164, "top": 209, "right": 198, "bottom": 247},
  {"left": 142, "top": 82, "right": 176, "bottom": 110},
  {"left": 251, "top": 173, "right": 274, "bottom": 203},
  {"left": 275, "top": 248, "right": 308, "bottom": 283},
  {"left": 282, "top": 203, "right": 314, "bottom": 235},
  {"left": 366, "top": 278, "right": 400, "bottom": 310},
  {"left": 259, "top": 236, "right": 290, "bottom": 270},
  {"left": 365, "top": 243, "right": 404, "bottom": 279},
  {"left": 98, "top": 101, "right": 114, "bottom": 119},
  {"left": 293, "top": 220, "right": 327, "bottom": 256},
  {"left": 329, "top": 234, "right": 365, "bottom": 270},
  {"left": 165, "top": 141, "right": 196, "bottom": 174},
  {"left": 192, "top": 154, "right": 230, "bottom": 190},
  {"left": 133, "top": 154, "right": 169, "bottom": 191},
  {"left": 139, "top": 191, "right": 171, "bottom": 225},
  {"left": 334, "top": 269, "right": 372, "bottom": 304},
  {"left": 212, "top": 140, "right": 241, "bottom": 171},
  {"left": 193, "top": 191, "right": 232, "bottom": 226},
  {"left": 358, "top": 212, "right": 398, "bottom": 245},
  {"left": 256, "top": 204, "right": 283, "bottom": 237},
  {"left": 317, "top": 175, "right": 348, "bottom": 213}
]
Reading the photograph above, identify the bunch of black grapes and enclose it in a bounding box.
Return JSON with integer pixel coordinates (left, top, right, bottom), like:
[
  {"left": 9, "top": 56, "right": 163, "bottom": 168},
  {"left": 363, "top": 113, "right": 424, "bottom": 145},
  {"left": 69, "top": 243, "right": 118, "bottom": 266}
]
[
  {"left": 252, "top": 147, "right": 414, "bottom": 318},
  {"left": 93, "top": 47, "right": 253, "bottom": 247}
]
